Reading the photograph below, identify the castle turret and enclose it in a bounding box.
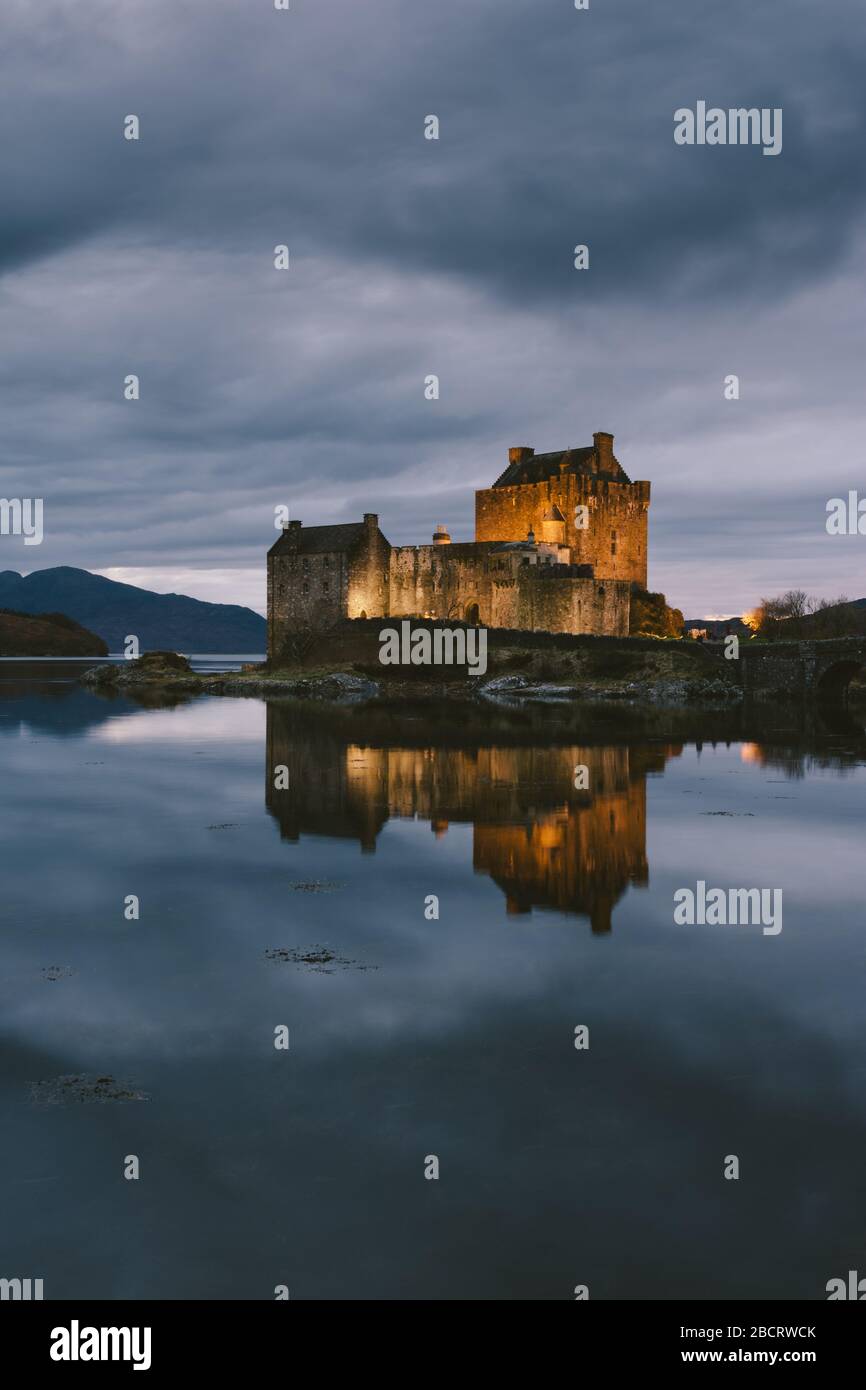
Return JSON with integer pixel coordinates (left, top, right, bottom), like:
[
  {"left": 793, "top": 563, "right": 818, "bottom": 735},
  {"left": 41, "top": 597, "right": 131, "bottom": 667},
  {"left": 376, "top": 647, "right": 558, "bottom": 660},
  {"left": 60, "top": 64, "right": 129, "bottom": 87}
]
[{"left": 541, "top": 506, "right": 565, "bottom": 545}]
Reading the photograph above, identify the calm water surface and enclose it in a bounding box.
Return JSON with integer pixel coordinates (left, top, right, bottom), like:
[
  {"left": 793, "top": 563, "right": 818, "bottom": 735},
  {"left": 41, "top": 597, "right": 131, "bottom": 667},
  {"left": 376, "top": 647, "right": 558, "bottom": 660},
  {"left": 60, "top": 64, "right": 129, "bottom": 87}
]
[{"left": 1, "top": 662, "right": 864, "bottom": 1299}]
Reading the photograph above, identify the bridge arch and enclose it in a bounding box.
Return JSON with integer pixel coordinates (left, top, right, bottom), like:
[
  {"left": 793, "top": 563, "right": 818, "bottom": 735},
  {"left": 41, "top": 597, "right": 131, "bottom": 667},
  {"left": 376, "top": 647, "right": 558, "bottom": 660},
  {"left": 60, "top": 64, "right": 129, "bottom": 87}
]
[
  {"left": 738, "top": 638, "right": 866, "bottom": 704},
  {"left": 815, "top": 657, "right": 864, "bottom": 703}
]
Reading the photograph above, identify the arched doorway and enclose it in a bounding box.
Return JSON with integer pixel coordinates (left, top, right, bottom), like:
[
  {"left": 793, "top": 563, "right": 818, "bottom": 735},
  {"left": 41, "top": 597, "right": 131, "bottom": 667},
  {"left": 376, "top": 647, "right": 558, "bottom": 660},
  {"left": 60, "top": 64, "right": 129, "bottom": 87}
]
[{"left": 464, "top": 602, "right": 480, "bottom": 626}]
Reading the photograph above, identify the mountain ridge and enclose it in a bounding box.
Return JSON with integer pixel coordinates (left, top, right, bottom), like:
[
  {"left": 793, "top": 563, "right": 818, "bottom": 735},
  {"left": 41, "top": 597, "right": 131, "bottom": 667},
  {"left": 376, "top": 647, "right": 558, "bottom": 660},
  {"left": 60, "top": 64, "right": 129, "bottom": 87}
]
[{"left": 0, "top": 567, "right": 266, "bottom": 653}]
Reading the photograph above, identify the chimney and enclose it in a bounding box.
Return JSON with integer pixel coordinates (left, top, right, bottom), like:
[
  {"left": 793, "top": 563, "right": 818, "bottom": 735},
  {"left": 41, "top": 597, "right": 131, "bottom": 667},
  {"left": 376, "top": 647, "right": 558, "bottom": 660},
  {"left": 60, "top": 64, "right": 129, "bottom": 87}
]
[
  {"left": 508, "top": 446, "right": 534, "bottom": 466},
  {"left": 432, "top": 524, "right": 451, "bottom": 545},
  {"left": 593, "top": 432, "right": 614, "bottom": 469},
  {"left": 284, "top": 518, "right": 302, "bottom": 532},
  {"left": 363, "top": 512, "right": 378, "bottom": 532}
]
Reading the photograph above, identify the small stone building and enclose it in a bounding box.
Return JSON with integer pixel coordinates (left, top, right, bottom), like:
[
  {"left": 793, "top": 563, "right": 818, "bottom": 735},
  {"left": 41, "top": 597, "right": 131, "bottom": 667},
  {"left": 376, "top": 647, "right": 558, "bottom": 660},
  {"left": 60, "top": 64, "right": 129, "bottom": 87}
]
[{"left": 267, "top": 431, "right": 649, "bottom": 658}]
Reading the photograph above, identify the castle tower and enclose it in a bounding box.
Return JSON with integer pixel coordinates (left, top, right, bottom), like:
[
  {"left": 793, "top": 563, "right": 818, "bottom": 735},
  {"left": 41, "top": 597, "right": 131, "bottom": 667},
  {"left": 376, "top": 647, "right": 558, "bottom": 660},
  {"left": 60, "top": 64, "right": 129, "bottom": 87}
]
[{"left": 474, "top": 431, "right": 650, "bottom": 587}]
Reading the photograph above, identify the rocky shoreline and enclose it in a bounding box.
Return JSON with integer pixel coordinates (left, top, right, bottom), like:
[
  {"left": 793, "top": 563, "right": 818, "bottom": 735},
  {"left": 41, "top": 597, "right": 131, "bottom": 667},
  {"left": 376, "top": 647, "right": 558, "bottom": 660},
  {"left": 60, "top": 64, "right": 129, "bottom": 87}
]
[
  {"left": 476, "top": 673, "right": 742, "bottom": 707},
  {"left": 80, "top": 652, "right": 745, "bottom": 709}
]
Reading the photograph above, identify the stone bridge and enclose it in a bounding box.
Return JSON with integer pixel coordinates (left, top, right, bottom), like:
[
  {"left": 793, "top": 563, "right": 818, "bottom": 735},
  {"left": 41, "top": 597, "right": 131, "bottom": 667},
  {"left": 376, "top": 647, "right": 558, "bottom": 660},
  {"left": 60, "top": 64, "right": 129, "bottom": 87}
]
[{"left": 736, "top": 637, "right": 866, "bottom": 702}]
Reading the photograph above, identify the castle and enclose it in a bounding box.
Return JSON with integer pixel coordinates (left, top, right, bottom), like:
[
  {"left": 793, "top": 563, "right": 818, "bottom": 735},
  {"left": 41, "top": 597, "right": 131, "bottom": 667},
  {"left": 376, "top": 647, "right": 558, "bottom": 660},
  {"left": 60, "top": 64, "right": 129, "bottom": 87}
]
[{"left": 267, "top": 431, "right": 650, "bottom": 659}]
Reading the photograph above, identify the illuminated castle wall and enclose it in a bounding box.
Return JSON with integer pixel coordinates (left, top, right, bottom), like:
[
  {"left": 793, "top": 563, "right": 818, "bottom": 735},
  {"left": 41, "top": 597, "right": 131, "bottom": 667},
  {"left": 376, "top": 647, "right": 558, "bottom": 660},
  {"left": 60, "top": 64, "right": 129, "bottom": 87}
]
[{"left": 267, "top": 431, "right": 649, "bottom": 658}]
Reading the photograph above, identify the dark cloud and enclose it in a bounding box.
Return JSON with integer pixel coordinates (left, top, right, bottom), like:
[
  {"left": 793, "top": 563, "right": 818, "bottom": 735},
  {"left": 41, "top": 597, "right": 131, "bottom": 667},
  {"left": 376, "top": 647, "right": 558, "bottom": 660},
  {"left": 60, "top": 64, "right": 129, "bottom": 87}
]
[
  {"left": 4, "top": 1, "right": 864, "bottom": 299},
  {"left": 1, "top": 0, "right": 865, "bottom": 615}
]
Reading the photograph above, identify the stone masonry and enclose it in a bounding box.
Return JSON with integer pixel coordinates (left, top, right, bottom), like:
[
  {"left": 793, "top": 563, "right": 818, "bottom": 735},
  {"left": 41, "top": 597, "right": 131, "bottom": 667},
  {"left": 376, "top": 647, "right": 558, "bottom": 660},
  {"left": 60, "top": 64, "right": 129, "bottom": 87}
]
[{"left": 267, "top": 431, "right": 650, "bottom": 659}]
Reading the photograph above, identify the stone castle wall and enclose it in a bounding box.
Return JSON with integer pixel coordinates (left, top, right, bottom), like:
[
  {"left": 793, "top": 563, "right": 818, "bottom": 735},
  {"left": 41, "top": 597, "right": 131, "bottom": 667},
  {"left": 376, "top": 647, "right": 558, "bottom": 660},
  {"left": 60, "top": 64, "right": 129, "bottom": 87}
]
[
  {"left": 388, "top": 544, "right": 628, "bottom": 636},
  {"left": 515, "top": 570, "right": 631, "bottom": 636},
  {"left": 271, "top": 535, "right": 631, "bottom": 652},
  {"left": 268, "top": 547, "right": 346, "bottom": 658},
  {"left": 389, "top": 542, "right": 499, "bottom": 622}
]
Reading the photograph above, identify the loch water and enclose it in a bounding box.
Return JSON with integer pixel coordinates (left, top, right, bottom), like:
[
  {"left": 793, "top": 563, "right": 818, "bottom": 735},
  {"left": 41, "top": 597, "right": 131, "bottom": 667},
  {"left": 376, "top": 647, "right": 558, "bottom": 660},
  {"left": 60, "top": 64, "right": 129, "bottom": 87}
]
[{"left": 1, "top": 661, "right": 864, "bottom": 1299}]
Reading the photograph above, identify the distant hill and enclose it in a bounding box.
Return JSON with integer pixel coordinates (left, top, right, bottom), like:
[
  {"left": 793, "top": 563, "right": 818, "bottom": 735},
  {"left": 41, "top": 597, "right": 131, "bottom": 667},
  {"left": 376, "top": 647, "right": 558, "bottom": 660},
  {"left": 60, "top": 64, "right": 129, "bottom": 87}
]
[
  {"left": 0, "top": 608, "right": 109, "bottom": 657},
  {"left": 685, "top": 600, "right": 866, "bottom": 642},
  {"left": 0, "top": 568, "right": 266, "bottom": 653},
  {"left": 794, "top": 597, "right": 866, "bottom": 639}
]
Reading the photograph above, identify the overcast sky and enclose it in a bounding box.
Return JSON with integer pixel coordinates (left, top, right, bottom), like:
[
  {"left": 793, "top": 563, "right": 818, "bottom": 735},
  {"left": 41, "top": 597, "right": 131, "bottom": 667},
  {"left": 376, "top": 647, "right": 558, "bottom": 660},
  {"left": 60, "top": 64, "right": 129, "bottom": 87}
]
[{"left": 1, "top": 0, "right": 864, "bottom": 617}]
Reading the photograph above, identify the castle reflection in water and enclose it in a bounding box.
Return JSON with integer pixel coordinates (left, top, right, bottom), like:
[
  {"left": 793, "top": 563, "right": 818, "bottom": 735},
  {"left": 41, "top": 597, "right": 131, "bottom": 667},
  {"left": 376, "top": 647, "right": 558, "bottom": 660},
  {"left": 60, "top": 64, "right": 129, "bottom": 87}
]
[{"left": 265, "top": 705, "right": 684, "bottom": 933}]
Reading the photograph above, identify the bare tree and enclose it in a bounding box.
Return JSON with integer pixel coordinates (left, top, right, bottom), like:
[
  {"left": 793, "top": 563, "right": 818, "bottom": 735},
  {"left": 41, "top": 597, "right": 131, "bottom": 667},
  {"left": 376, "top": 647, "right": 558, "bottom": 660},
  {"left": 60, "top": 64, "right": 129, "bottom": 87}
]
[{"left": 752, "top": 591, "right": 861, "bottom": 640}]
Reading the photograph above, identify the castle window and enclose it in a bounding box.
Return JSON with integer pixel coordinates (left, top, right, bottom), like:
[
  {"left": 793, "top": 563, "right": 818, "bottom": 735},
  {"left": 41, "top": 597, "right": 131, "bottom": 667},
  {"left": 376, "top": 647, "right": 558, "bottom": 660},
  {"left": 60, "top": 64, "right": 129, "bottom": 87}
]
[
  {"left": 302, "top": 582, "right": 309, "bottom": 594},
  {"left": 323, "top": 581, "right": 329, "bottom": 594},
  {"left": 611, "top": 541, "right": 617, "bottom": 556},
  {"left": 598, "top": 586, "right": 605, "bottom": 597},
  {"left": 302, "top": 558, "right": 309, "bottom": 571},
  {"left": 323, "top": 556, "right": 330, "bottom": 569}
]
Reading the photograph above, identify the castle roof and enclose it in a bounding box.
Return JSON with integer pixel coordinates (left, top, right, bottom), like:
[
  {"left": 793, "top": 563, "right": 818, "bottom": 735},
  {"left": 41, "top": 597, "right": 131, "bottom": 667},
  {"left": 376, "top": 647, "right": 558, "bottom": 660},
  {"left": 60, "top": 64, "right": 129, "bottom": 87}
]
[
  {"left": 492, "top": 445, "right": 631, "bottom": 488},
  {"left": 268, "top": 521, "right": 372, "bottom": 557}
]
